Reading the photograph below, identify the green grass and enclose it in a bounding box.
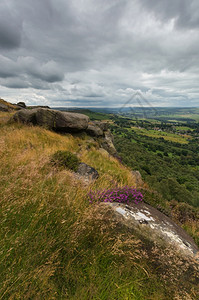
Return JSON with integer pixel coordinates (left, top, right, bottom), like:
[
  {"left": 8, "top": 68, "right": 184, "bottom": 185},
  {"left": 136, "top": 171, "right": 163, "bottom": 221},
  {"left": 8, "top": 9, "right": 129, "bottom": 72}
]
[
  {"left": 0, "top": 115, "right": 198, "bottom": 299},
  {"left": 175, "top": 126, "right": 194, "bottom": 131}
]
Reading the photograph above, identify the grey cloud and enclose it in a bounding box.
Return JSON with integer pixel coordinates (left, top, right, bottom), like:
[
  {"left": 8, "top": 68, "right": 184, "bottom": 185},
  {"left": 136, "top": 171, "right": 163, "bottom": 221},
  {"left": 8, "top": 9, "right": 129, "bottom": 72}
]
[
  {"left": 21, "top": 58, "right": 65, "bottom": 83},
  {"left": 0, "top": 55, "right": 18, "bottom": 78},
  {"left": 140, "top": 0, "right": 199, "bottom": 29},
  {"left": 84, "top": 93, "right": 104, "bottom": 98},
  {"left": 0, "top": 1, "right": 22, "bottom": 49},
  {"left": 1, "top": 77, "right": 29, "bottom": 89},
  {"left": 0, "top": 22, "right": 21, "bottom": 49}
]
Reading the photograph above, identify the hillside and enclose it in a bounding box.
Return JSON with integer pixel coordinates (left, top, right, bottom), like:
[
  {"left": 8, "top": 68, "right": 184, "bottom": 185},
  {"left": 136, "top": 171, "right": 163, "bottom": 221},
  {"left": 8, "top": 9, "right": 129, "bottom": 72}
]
[
  {"left": 0, "top": 108, "right": 199, "bottom": 299},
  {"left": 0, "top": 98, "right": 19, "bottom": 111}
]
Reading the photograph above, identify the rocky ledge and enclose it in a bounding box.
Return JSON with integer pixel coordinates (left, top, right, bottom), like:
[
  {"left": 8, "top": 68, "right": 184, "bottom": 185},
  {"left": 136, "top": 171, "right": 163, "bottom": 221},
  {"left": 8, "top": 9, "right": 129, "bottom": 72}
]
[
  {"left": 106, "top": 201, "right": 199, "bottom": 260},
  {"left": 12, "top": 108, "right": 117, "bottom": 155}
]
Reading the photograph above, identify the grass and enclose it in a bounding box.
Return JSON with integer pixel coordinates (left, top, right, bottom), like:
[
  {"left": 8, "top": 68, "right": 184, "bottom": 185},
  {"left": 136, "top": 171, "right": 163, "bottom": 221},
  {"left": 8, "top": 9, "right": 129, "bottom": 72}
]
[{"left": 0, "top": 114, "right": 198, "bottom": 299}]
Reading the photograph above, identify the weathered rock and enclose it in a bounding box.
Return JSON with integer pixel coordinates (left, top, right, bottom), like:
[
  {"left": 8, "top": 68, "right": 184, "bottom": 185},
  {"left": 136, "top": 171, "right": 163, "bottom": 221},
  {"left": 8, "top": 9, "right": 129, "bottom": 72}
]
[
  {"left": 105, "top": 201, "right": 199, "bottom": 260},
  {"left": 17, "top": 102, "right": 26, "bottom": 108},
  {"left": 93, "top": 121, "right": 109, "bottom": 131},
  {"left": 76, "top": 163, "right": 99, "bottom": 181},
  {"left": 28, "top": 105, "right": 50, "bottom": 109},
  {"left": 12, "top": 108, "right": 89, "bottom": 132},
  {"left": 86, "top": 123, "right": 104, "bottom": 137},
  {"left": 131, "top": 171, "right": 143, "bottom": 187},
  {"left": 0, "top": 102, "right": 9, "bottom": 112},
  {"left": 100, "top": 130, "right": 117, "bottom": 155},
  {"left": 13, "top": 108, "right": 38, "bottom": 124},
  {"left": 98, "top": 148, "right": 110, "bottom": 157}
]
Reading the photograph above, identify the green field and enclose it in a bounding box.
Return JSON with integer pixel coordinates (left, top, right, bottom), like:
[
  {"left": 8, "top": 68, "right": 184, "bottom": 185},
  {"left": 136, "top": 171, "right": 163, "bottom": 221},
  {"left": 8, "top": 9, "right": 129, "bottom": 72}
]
[{"left": 130, "top": 126, "right": 191, "bottom": 143}]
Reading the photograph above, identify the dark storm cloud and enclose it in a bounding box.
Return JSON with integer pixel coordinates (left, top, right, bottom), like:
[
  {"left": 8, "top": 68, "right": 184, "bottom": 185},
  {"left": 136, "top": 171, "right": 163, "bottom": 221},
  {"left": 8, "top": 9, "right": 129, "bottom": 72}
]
[
  {"left": 0, "top": 0, "right": 199, "bottom": 107},
  {"left": 0, "top": 22, "right": 21, "bottom": 49},
  {"left": 17, "top": 57, "right": 65, "bottom": 83},
  {"left": 0, "top": 1, "right": 22, "bottom": 49}
]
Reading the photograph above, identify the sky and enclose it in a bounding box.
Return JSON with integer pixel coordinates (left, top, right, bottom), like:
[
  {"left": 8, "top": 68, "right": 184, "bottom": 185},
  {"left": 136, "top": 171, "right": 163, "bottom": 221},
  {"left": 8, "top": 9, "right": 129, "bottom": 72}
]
[{"left": 0, "top": 0, "right": 199, "bottom": 108}]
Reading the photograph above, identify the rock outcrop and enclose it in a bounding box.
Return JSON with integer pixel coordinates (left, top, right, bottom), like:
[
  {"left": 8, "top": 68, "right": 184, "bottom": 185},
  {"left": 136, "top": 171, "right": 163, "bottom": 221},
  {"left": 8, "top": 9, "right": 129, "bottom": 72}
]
[
  {"left": 0, "top": 102, "right": 9, "bottom": 112},
  {"left": 131, "top": 171, "right": 143, "bottom": 187},
  {"left": 106, "top": 201, "right": 199, "bottom": 260},
  {"left": 0, "top": 98, "right": 19, "bottom": 111},
  {"left": 13, "top": 108, "right": 89, "bottom": 132},
  {"left": 17, "top": 102, "right": 26, "bottom": 108},
  {"left": 12, "top": 108, "right": 116, "bottom": 155},
  {"left": 85, "top": 121, "right": 109, "bottom": 137},
  {"left": 100, "top": 130, "right": 117, "bottom": 156},
  {"left": 86, "top": 123, "right": 104, "bottom": 137}
]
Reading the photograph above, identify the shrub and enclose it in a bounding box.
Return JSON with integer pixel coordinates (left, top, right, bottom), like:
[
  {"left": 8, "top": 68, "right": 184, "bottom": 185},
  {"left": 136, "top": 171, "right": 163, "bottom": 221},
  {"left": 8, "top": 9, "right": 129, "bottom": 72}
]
[
  {"left": 88, "top": 186, "right": 143, "bottom": 204},
  {"left": 51, "top": 150, "right": 80, "bottom": 171}
]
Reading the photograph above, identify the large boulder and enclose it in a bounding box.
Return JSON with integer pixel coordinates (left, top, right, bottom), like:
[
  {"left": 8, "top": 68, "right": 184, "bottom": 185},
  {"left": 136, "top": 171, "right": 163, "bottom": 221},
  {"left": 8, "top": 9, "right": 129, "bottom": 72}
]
[
  {"left": 13, "top": 108, "right": 38, "bottom": 124},
  {"left": 12, "top": 108, "right": 89, "bottom": 132}
]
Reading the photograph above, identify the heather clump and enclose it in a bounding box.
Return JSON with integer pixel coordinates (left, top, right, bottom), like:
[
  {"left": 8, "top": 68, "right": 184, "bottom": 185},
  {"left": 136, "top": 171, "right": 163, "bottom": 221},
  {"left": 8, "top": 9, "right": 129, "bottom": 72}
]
[
  {"left": 88, "top": 186, "right": 143, "bottom": 204},
  {"left": 50, "top": 150, "right": 80, "bottom": 171}
]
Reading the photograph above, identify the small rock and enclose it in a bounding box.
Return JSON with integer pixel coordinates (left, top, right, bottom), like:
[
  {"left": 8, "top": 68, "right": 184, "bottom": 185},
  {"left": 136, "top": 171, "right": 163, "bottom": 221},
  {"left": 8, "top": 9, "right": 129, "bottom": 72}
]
[{"left": 76, "top": 163, "right": 99, "bottom": 181}]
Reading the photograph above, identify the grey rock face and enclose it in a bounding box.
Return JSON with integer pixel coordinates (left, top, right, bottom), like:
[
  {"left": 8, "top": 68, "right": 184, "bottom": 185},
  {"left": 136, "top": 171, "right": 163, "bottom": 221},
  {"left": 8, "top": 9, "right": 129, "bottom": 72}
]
[
  {"left": 13, "top": 108, "right": 38, "bottom": 124},
  {"left": 100, "top": 130, "right": 117, "bottom": 155},
  {"left": 106, "top": 201, "right": 199, "bottom": 260},
  {"left": 12, "top": 108, "right": 89, "bottom": 132},
  {"left": 76, "top": 163, "right": 99, "bottom": 180},
  {"left": 0, "top": 103, "right": 9, "bottom": 112},
  {"left": 131, "top": 171, "right": 143, "bottom": 187},
  {"left": 93, "top": 121, "right": 109, "bottom": 131},
  {"left": 86, "top": 124, "right": 104, "bottom": 137}
]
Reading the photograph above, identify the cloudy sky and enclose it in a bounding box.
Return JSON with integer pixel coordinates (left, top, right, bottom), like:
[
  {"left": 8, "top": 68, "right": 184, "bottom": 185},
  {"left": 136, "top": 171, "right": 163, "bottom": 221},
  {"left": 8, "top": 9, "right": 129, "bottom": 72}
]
[{"left": 0, "top": 0, "right": 199, "bottom": 107}]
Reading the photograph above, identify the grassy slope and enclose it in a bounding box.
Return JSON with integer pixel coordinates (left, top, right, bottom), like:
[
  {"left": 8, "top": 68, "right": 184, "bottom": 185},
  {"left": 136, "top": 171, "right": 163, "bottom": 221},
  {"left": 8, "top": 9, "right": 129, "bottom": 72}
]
[
  {"left": 0, "top": 112, "right": 198, "bottom": 299},
  {"left": 0, "top": 99, "right": 18, "bottom": 110}
]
